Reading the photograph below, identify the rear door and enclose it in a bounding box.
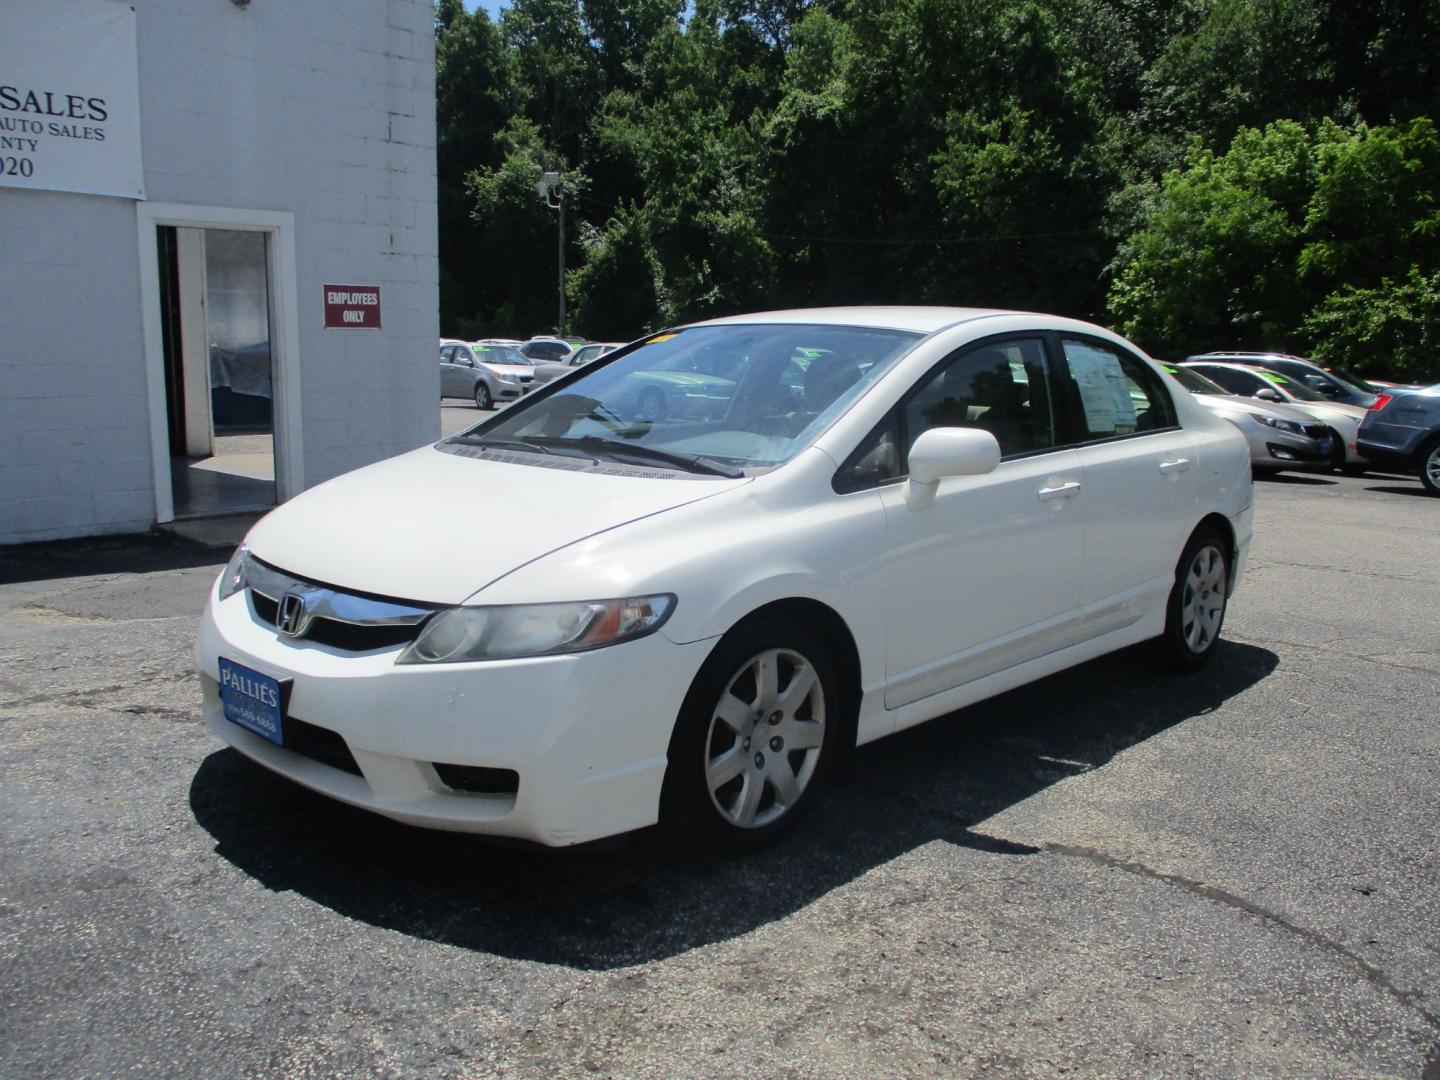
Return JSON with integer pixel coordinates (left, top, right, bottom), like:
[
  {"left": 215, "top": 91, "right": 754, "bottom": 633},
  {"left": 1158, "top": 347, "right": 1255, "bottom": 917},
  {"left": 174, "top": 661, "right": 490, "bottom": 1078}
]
[{"left": 1057, "top": 336, "right": 1203, "bottom": 632}]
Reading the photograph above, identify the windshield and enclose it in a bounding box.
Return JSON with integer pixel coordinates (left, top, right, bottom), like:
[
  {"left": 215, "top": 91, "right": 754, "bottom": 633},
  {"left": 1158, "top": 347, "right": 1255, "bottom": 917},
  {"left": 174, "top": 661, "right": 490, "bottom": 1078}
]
[
  {"left": 1323, "top": 366, "right": 1380, "bottom": 394},
  {"left": 477, "top": 346, "right": 528, "bottom": 365},
  {"left": 1163, "top": 364, "right": 1225, "bottom": 395},
  {"left": 1256, "top": 369, "right": 1325, "bottom": 401},
  {"left": 450, "top": 323, "right": 921, "bottom": 471}
]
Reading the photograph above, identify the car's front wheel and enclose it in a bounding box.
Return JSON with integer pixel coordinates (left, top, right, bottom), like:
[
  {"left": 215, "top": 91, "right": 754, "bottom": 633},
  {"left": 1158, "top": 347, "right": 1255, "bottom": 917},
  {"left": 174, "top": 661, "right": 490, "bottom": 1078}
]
[
  {"left": 1160, "top": 526, "right": 1230, "bottom": 671},
  {"left": 661, "top": 617, "right": 839, "bottom": 849},
  {"left": 637, "top": 387, "right": 668, "bottom": 422},
  {"left": 474, "top": 382, "right": 493, "bottom": 410},
  {"left": 1419, "top": 435, "right": 1440, "bottom": 496}
]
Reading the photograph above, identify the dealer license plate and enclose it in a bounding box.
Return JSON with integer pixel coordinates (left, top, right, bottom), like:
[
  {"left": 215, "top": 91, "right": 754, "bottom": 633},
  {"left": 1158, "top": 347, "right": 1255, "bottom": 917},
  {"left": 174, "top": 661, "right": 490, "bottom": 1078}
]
[{"left": 219, "top": 658, "right": 285, "bottom": 746}]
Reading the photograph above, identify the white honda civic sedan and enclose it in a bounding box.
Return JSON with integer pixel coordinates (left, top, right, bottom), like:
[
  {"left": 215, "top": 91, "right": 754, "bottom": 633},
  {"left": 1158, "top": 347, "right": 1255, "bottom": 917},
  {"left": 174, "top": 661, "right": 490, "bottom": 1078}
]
[{"left": 197, "top": 308, "right": 1253, "bottom": 848}]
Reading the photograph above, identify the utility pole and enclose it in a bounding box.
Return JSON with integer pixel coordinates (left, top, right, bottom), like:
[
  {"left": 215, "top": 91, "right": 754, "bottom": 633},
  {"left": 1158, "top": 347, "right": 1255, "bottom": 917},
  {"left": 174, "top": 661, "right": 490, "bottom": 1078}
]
[{"left": 537, "top": 170, "right": 565, "bottom": 337}]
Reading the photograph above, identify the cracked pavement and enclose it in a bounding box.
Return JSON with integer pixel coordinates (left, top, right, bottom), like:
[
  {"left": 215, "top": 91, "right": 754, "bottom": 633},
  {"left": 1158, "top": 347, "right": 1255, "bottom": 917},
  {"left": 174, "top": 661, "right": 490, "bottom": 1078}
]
[{"left": 1, "top": 471, "right": 1437, "bottom": 1077}]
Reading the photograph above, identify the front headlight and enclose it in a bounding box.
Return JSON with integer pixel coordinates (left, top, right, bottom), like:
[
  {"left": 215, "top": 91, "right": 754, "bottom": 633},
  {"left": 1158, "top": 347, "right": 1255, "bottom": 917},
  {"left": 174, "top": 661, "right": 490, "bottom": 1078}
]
[
  {"left": 217, "top": 544, "right": 250, "bottom": 601},
  {"left": 1250, "top": 413, "right": 1303, "bottom": 434},
  {"left": 397, "top": 594, "right": 676, "bottom": 664},
  {"left": 485, "top": 366, "right": 518, "bottom": 384}
]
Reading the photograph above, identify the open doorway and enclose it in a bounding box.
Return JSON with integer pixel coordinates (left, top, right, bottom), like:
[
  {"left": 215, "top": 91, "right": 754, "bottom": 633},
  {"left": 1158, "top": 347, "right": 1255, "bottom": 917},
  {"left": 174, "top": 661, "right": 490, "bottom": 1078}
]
[{"left": 157, "top": 225, "right": 278, "bottom": 517}]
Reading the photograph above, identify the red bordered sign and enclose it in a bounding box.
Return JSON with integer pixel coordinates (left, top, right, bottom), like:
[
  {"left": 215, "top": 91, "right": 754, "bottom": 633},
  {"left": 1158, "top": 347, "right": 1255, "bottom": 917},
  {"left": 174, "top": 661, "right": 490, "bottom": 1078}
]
[{"left": 323, "top": 284, "right": 382, "bottom": 329}]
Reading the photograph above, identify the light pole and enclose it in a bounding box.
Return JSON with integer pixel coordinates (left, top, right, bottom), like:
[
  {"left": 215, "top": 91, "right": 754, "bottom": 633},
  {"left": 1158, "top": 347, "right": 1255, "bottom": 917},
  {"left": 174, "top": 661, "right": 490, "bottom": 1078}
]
[{"left": 536, "top": 170, "right": 565, "bottom": 337}]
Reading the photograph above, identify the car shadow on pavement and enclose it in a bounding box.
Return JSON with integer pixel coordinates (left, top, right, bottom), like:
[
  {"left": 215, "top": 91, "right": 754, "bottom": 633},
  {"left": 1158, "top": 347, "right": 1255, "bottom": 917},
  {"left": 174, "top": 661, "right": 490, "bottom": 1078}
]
[
  {"left": 0, "top": 532, "right": 227, "bottom": 586},
  {"left": 189, "top": 639, "right": 1278, "bottom": 971},
  {"left": 1252, "top": 473, "right": 1337, "bottom": 486},
  {"left": 1365, "top": 484, "right": 1430, "bottom": 498}
]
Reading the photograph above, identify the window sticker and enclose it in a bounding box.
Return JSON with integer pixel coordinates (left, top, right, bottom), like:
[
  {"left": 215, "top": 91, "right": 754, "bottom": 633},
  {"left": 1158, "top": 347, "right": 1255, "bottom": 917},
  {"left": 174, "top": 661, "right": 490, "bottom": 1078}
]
[
  {"left": 1259, "top": 370, "right": 1289, "bottom": 385},
  {"left": 1065, "top": 343, "right": 1137, "bottom": 432},
  {"left": 644, "top": 333, "right": 680, "bottom": 345}
]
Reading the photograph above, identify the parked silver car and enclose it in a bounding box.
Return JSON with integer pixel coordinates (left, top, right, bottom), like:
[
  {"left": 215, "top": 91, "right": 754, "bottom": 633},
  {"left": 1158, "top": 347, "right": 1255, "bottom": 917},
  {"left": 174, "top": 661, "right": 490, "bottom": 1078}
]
[
  {"left": 1186, "top": 352, "right": 1379, "bottom": 409},
  {"left": 1180, "top": 361, "right": 1368, "bottom": 470},
  {"left": 439, "top": 341, "right": 536, "bottom": 409},
  {"left": 1164, "top": 364, "right": 1334, "bottom": 474},
  {"left": 529, "top": 342, "right": 627, "bottom": 386}
]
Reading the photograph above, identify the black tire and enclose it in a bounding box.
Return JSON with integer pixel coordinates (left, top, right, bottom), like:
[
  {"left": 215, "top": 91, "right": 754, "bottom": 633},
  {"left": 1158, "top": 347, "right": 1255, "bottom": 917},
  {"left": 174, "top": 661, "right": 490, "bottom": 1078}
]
[
  {"left": 1159, "top": 525, "right": 1231, "bottom": 672},
  {"left": 637, "top": 387, "right": 668, "bottom": 422},
  {"left": 1325, "top": 427, "right": 1346, "bottom": 472},
  {"left": 473, "top": 382, "right": 493, "bottom": 410},
  {"left": 1419, "top": 434, "right": 1440, "bottom": 496},
  {"left": 660, "top": 616, "right": 841, "bottom": 850}
]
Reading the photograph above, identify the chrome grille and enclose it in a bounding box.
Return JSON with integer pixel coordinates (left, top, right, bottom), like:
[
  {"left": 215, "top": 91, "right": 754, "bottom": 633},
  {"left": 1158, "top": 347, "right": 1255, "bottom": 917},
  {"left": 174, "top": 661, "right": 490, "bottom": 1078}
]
[{"left": 247, "top": 559, "right": 435, "bottom": 652}]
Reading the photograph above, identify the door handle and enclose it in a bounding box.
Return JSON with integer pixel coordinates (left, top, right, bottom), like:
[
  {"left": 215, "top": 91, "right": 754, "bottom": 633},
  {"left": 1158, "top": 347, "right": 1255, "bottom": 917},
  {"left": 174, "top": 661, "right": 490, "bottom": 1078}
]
[
  {"left": 1037, "top": 481, "right": 1082, "bottom": 503},
  {"left": 1158, "top": 457, "right": 1191, "bottom": 474}
]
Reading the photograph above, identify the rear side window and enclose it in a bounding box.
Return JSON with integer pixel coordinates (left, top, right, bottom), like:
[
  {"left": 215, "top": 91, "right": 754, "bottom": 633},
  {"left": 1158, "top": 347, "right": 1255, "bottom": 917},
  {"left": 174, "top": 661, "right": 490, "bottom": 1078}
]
[
  {"left": 1195, "top": 365, "right": 1263, "bottom": 396},
  {"left": 1060, "top": 339, "right": 1176, "bottom": 439}
]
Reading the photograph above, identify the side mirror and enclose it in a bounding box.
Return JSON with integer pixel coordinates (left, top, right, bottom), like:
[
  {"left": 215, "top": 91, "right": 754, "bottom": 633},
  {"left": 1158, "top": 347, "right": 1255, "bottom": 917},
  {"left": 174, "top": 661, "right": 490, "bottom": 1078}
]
[
  {"left": 904, "top": 427, "right": 1001, "bottom": 511},
  {"left": 1253, "top": 388, "right": 1283, "bottom": 403}
]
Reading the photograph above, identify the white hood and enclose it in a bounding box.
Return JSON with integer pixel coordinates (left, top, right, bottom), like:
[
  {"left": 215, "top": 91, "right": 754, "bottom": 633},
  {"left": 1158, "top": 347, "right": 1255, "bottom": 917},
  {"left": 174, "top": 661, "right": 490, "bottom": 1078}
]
[{"left": 245, "top": 446, "right": 748, "bottom": 605}]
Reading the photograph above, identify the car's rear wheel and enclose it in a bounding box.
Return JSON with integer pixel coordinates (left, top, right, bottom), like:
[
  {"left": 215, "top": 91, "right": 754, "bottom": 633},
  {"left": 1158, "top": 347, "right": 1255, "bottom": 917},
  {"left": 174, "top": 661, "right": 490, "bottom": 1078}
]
[
  {"left": 1160, "top": 526, "right": 1230, "bottom": 671},
  {"left": 661, "top": 617, "right": 838, "bottom": 850},
  {"left": 474, "top": 382, "right": 492, "bottom": 410},
  {"left": 1420, "top": 435, "right": 1440, "bottom": 496}
]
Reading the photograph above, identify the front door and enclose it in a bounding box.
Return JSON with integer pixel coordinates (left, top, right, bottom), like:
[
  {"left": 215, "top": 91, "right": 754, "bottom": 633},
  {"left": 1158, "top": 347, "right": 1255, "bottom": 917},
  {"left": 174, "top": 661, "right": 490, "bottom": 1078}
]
[{"left": 876, "top": 337, "right": 1086, "bottom": 710}]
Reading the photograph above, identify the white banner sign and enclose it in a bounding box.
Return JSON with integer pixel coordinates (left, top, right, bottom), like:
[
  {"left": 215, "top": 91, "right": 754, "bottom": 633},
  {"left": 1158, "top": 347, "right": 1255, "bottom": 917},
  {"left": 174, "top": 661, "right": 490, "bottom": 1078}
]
[{"left": 0, "top": 0, "right": 144, "bottom": 199}]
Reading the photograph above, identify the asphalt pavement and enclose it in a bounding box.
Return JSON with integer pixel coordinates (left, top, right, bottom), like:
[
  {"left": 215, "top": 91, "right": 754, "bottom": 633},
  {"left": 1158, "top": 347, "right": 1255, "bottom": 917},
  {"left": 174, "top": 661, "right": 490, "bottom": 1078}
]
[{"left": 1, "top": 469, "right": 1437, "bottom": 1078}]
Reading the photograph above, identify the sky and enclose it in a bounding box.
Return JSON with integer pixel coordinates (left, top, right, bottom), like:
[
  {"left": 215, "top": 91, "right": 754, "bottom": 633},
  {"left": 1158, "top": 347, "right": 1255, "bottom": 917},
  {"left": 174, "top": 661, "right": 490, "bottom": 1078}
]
[{"left": 463, "top": 0, "right": 508, "bottom": 18}]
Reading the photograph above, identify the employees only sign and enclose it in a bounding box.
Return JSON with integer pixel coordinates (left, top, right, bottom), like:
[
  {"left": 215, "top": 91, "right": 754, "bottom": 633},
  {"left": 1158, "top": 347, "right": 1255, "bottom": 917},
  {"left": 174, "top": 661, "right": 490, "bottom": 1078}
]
[
  {"left": 0, "top": 0, "right": 144, "bottom": 200},
  {"left": 323, "top": 285, "right": 382, "bottom": 329}
]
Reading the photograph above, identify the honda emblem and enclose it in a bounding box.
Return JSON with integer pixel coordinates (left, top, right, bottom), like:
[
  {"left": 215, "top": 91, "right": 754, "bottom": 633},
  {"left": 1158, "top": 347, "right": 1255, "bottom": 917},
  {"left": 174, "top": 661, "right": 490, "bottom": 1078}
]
[{"left": 275, "top": 591, "right": 311, "bottom": 638}]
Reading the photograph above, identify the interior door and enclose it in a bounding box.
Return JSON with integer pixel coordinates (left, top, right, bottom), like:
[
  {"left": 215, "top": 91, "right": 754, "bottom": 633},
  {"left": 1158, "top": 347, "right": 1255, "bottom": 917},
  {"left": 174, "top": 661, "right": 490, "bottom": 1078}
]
[{"left": 874, "top": 337, "right": 1086, "bottom": 710}]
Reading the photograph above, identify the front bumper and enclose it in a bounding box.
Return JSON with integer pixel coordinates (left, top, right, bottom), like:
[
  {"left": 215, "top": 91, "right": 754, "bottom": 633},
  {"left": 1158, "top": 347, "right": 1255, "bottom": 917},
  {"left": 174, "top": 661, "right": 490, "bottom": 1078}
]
[{"left": 195, "top": 581, "right": 712, "bottom": 845}]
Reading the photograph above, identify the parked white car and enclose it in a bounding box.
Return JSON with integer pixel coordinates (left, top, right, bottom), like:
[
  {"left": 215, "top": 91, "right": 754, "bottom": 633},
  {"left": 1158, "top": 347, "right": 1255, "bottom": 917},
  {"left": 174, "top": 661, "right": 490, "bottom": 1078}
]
[
  {"left": 1180, "top": 360, "right": 1368, "bottom": 469},
  {"left": 1163, "top": 364, "right": 1336, "bottom": 473},
  {"left": 200, "top": 308, "right": 1252, "bottom": 848}
]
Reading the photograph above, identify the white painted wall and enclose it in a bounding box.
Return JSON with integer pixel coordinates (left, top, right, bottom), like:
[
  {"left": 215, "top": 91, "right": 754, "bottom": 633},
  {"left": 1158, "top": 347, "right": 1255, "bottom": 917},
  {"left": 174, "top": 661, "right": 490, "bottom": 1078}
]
[{"left": 0, "top": 0, "right": 438, "bottom": 544}]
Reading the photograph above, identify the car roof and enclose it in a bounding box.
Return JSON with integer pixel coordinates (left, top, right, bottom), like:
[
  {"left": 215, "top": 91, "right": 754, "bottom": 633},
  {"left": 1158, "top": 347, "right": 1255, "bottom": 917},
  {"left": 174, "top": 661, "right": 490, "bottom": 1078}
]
[
  {"left": 1181, "top": 360, "right": 1268, "bottom": 371},
  {"left": 1187, "top": 351, "right": 1310, "bottom": 363},
  {"left": 691, "top": 306, "right": 1033, "bottom": 335}
]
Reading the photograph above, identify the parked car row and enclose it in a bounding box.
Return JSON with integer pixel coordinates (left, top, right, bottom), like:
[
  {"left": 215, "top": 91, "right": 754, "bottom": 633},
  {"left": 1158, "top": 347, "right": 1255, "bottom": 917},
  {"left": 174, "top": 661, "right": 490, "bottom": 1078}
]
[
  {"left": 439, "top": 337, "right": 628, "bottom": 408},
  {"left": 1165, "top": 349, "right": 1440, "bottom": 495}
]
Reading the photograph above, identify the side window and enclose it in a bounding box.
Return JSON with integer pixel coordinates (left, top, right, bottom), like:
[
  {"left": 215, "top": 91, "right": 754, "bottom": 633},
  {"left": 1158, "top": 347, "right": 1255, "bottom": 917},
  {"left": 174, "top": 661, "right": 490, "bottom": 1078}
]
[
  {"left": 1060, "top": 339, "right": 1176, "bottom": 439},
  {"left": 1198, "top": 365, "right": 1259, "bottom": 396},
  {"left": 905, "top": 338, "right": 1055, "bottom": 458},
  {"left": 440, "top": 345, "right": 455, "bottom": 364},
  {"left": 834, "top": 413, "right": 902, "bottom": 492}
]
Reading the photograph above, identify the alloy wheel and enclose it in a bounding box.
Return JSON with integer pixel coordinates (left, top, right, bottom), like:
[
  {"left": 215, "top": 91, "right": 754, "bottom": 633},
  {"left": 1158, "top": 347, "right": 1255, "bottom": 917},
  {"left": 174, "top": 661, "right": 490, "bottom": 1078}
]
[
  {"left": 1181, "top": 544, "right": 1227, "bottom": 654},
  {"left": 704, "top": 648, "right": 825, "bottom": 829}
]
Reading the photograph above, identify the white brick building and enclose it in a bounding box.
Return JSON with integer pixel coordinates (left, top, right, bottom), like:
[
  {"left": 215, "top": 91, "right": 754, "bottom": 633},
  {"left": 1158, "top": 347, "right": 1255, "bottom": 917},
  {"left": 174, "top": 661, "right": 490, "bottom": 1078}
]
[{"left": 1, "top": 0, "right": 438, "bottom": 544}]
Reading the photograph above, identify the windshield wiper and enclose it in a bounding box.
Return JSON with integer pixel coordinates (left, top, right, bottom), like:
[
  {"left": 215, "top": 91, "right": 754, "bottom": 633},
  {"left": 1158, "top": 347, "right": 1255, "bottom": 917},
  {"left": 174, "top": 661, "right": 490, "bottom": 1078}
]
[
  {"left": 448, "top": 435, "right": 553, "bottom": 455},
  {"left": 534, "top": 436, "right": 744, "bottom": 478}
]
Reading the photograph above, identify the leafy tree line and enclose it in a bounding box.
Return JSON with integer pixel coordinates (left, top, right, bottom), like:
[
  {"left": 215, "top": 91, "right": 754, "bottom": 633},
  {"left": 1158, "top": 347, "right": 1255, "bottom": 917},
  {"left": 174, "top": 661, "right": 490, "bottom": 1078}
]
[{"left": 435, "top": 0, "right": 1440, "bottom": 378}]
